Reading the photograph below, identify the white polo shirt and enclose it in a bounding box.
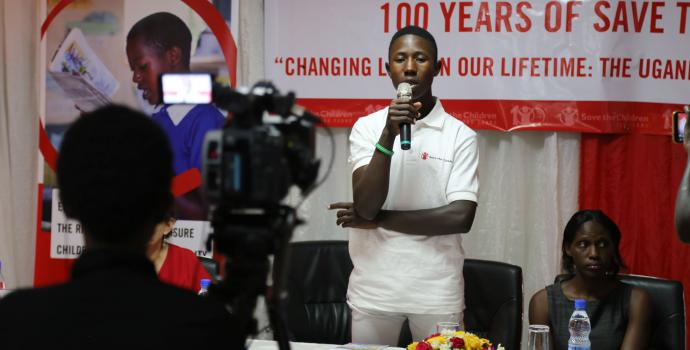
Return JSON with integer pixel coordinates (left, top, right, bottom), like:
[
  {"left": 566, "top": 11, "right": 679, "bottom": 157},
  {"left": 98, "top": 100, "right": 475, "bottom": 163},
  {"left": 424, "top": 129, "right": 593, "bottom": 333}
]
[{"left": 347, "top": 99, "right": 478, "bottom": 314}]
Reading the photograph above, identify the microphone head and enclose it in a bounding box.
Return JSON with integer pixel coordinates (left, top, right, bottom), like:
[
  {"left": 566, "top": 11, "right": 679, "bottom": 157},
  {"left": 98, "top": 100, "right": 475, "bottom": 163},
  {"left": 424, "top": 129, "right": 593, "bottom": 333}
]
[{"left": 396, "top": 82, "right": 412, "bottom": 102}]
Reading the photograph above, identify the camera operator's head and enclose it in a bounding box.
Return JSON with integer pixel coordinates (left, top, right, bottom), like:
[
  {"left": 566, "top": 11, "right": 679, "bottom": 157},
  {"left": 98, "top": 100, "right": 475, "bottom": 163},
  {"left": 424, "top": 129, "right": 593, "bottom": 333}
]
[{"left": 57, "top": 104, "right": 174, "bottom": 252}]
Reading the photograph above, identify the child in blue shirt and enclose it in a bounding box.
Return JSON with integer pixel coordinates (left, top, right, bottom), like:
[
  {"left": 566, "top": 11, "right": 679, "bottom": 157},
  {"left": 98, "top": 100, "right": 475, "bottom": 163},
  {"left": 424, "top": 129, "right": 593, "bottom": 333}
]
[{"left": 126, "top": 12, "right": 225, "bottom": 176}]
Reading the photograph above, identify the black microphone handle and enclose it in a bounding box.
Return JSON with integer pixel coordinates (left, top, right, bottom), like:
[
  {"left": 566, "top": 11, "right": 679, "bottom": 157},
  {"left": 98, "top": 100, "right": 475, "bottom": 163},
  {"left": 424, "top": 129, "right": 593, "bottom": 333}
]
[{"left": 400, "top": 123, "right": 411, "bottom": 150}]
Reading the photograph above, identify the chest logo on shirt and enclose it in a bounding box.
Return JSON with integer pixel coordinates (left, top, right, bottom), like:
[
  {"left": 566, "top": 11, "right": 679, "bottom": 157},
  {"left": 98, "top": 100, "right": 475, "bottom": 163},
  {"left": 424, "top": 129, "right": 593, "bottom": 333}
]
[{"left": 420, "top": 151, "right": 452, "bottom": 163}]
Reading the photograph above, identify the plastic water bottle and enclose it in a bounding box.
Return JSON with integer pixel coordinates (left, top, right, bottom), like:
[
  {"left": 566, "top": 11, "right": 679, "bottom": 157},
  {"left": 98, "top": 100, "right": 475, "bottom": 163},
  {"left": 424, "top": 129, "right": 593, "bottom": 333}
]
[
  {"left": 198, "top": 278, "right": 211, "bottom": 296},
  {"left": 568, "top": 299, "right": 591, "bottom": 350},
  {"left": 0, "top": 260, "right": 6, "bottom": 289}
]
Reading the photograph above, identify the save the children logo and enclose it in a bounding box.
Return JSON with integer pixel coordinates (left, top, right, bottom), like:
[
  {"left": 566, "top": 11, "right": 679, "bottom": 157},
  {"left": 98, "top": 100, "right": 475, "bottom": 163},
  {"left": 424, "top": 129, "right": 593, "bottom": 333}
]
[
  {"left": 511, "top": 105, "right": 546, "bottom": 125},
  {"left": 365, "top": 104, "right": 385, "bottom": 115},
  {"left": 420, "top": 151, "right": 452, "bottom": 163},
  {"left": 557, "top": 106, "right": 579, "bottom": 126}
]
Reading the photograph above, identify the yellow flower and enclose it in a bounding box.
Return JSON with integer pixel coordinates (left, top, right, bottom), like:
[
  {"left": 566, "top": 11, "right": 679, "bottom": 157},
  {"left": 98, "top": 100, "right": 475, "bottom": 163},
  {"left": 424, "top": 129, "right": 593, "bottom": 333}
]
[
  {"left": 410, "top": 330, "right": 494, "bottom": 350},
  {"left": 463, "top": 334, "right": 481, "bottom": 349},
  {"left": 426, "top": 336, "right": 447, "bottom": 345}
]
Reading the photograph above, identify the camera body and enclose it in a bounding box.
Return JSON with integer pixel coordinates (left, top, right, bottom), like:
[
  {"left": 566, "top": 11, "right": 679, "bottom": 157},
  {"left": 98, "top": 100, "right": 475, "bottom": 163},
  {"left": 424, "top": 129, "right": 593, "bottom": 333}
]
[
  {"left": 203, "top": 121, "right": 316, "bottom": 208},
  {"left": 204, "top": 126, "right": 287, "bottom": 206},
  {"left": 159, "top": 72, "right": 320, "bottom": 209}
]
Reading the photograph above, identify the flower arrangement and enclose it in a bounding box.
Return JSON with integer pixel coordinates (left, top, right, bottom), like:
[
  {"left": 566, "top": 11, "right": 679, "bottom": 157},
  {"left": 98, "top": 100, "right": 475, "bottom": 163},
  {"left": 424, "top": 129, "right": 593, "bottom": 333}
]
[{"left": 407, "top": 329, "right": 504, "bottom": 350}]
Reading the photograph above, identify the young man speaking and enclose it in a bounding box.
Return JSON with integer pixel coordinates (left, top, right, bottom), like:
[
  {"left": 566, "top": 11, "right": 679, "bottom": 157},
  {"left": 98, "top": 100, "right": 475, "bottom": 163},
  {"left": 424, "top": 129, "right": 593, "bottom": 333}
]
[{"left": 330, "top": 26, "right": 479, "bottom": 345}]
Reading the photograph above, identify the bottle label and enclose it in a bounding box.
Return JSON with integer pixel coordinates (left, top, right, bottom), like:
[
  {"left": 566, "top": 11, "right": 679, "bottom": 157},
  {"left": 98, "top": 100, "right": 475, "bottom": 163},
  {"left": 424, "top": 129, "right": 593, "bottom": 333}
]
[{"left": 568, "top": 346, "right": 590, "bottom": 350}]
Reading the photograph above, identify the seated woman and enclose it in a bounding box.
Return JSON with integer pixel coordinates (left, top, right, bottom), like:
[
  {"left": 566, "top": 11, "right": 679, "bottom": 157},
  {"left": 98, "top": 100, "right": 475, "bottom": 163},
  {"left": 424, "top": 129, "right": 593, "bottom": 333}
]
[
  {"left": 529, "top": 209, "right": 651, "bottom": 350},
  {"left": 147, "top": 214, "right": 212, "bottom": 292}
]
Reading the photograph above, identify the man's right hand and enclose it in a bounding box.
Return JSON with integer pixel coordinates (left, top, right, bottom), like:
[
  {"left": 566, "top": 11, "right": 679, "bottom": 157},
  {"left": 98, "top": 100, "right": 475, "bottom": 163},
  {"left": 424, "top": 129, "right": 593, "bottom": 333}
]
[
  {"left": 385, "top": 98, "right": 421, "bottom": 136},
  {"left": 328, "top": 202, "right": 378, "bottom": 229}
]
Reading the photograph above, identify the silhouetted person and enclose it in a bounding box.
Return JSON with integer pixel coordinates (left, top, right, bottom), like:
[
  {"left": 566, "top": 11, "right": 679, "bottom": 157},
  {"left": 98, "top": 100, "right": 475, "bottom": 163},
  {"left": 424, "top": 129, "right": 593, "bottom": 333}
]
[{"left": 0, "top": 105, "right": 234, "bottom": 348}]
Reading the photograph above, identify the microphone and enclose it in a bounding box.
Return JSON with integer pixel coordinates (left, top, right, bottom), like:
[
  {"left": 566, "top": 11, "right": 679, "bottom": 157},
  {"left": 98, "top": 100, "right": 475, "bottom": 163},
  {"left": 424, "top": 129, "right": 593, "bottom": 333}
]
[{"left": 397, "top": 82, "right": 413, "bottom": 150}]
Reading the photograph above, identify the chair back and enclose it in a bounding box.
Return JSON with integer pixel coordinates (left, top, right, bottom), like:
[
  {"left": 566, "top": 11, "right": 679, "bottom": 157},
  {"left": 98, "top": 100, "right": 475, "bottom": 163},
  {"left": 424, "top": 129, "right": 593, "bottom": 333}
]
[
  {"left": 463, "top": 259, "right": 523, "bottom": 350},
  {"left": 284, "top": 240, "right": 353, "bottom": 344},
  {"left": 397, "top": 259, "right": 523, "bottom": 349},
  {"left": 618, "top": 274, "right": 685, "bottom": 350}
]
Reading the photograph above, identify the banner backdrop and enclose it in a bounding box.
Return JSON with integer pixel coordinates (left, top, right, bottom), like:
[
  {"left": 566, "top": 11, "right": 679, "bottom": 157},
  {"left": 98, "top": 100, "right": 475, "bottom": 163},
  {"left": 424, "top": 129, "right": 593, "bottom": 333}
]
[
  {"left": 265, "top": 0, "right": 690, "bottom": 133},
  {"left": 35, "top": 0, "right": 237, "bottom": 286}
]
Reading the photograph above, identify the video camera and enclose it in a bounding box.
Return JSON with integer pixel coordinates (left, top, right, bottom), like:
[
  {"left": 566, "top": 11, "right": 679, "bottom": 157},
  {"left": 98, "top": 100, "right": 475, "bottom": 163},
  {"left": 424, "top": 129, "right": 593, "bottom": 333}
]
[
  {"left": 160, "top": 72, "right": 325, "bottom": 350},
  {"left": 159, "top": 73, "right": 321, "bottom": 207}
]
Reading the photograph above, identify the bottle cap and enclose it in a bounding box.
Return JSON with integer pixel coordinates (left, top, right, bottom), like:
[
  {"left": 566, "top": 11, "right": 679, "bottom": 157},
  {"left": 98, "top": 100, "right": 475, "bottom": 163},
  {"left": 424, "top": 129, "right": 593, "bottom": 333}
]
[
  {"left": 574, "top": 299, "right": 586, "bottom": 309},
  {"left": 200, "top": 278, "right": 211, "bottom": 289}
]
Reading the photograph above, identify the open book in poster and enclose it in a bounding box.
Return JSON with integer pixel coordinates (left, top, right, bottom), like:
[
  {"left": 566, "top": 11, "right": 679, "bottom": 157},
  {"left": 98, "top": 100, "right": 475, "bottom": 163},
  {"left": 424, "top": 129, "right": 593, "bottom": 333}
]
[{"left": 48, "top": 27, "right": 119, "bottom": 111}]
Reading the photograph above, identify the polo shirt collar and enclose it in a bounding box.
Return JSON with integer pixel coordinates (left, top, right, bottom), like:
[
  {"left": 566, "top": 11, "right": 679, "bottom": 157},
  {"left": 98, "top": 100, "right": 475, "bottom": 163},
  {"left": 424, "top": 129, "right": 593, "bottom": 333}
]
[
  {"left": 163, "top": 105, "right": 196, "bottom": 126},
  {"left": 416, "top": 98, "right": 445, "bottom": 130}
]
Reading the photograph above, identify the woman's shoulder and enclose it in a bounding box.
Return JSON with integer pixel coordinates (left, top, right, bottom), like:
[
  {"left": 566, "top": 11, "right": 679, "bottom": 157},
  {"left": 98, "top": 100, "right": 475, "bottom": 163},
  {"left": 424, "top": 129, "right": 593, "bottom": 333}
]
[
  {"left": 529, "top": 287, "right": 552, "bottom": 325},
  {"left": 628, "top": 284, "right": 650, "bottom": 296},
  {"left": 530, "top": 287, "right": 549, "bottom": 305},
  {"left": 610, "top": 279, "right": 646, "bottom": 300},
  {"left": 531, "top": 280, "right": 564, "bottom": 303},
  {"left": 628, "top": 284, "right": 652, "bottom": 309}
]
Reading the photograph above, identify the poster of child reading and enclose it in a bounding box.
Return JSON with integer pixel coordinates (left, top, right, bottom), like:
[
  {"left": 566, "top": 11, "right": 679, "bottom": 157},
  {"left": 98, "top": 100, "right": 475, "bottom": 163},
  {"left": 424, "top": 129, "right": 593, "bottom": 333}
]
[{"left": 39, "top": 0, "right": 237, "bottom": 275}]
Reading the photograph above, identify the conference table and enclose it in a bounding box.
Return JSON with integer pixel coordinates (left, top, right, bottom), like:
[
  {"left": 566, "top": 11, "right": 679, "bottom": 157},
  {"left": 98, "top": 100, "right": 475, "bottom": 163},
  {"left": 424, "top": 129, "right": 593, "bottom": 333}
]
[{"left": 248, "top": 340, "right": 404, "bottom": 350}]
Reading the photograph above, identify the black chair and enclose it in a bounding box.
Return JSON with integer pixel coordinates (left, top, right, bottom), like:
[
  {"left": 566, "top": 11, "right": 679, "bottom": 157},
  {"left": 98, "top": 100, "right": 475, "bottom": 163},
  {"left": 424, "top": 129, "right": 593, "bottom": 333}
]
[
  {"left": 284, "top": 240, "right": 353, "bottom": 344},
  {"left": 619, "top": 274, "right": 685, "bottom": 350},
  {"left": 398, "top": 259, "right": 523, "bottom": 350},
  {"left": 554, "top": 273, "right": 685, "bottom": 350},
  {"left": 462, "top": 259, "right": 523, "bottom": 350}
]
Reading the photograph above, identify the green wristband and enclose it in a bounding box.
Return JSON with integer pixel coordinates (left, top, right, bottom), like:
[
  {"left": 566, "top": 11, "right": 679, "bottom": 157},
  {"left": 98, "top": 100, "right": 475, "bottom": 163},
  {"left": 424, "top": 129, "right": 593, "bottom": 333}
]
[{"left": 375, "top": 143, "right": 394, "bottom": 156}]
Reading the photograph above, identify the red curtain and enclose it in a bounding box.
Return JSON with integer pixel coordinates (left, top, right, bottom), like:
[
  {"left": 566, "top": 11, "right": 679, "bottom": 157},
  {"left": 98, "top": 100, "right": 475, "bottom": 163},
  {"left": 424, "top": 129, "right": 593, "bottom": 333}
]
[{"left": 579, "top": 133, "right": 690, "bottom": 344}]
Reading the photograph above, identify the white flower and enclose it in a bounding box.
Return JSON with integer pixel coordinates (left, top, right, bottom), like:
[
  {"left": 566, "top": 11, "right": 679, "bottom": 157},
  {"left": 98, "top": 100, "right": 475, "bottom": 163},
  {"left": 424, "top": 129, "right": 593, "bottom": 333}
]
[
  {"left": 439, "top": 343, "right": 451, "bottom": 350},
  {"left": 440, "top": 329, "right": 455, "bottom": 338},
  {"left": 430, "top": 340, "right": 441, "bottom": 349},
  {"left": 496, "top": 344, "right": 505, "bottom": 350}
]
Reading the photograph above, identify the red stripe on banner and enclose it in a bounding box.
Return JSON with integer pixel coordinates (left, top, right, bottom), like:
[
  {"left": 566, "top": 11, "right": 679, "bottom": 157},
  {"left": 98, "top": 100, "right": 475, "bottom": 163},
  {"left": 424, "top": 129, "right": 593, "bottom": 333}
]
[
  {"left": 39, "top": 0, "right": 75, "bottom": 171},
  {"left": 40, "top": 0, "right": 72, "bottom": 37},
  {"left": 172, "top": 168, "right": 202, "bottom": 197},
  {"left": 38, "top": 119, "right": 58, "bottom": 170},
  {"left": 579, "top": 134, "right": 690, "bottom": 346},
  {"left": 298, "top": 98, "right": 683, "bottom": 135},
  {"left": 182, "top": 0, "right": 237, "bottom": 87}
]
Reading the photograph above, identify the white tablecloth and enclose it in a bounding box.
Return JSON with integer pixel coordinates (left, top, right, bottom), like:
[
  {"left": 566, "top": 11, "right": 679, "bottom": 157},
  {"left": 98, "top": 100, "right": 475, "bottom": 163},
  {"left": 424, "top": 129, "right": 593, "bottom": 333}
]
[
  {"left": 248, "top": 340, "right": 338, "bottom": 350},
  {"left": 247, "top": 340, "right": 404, "bottom": 350}
]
